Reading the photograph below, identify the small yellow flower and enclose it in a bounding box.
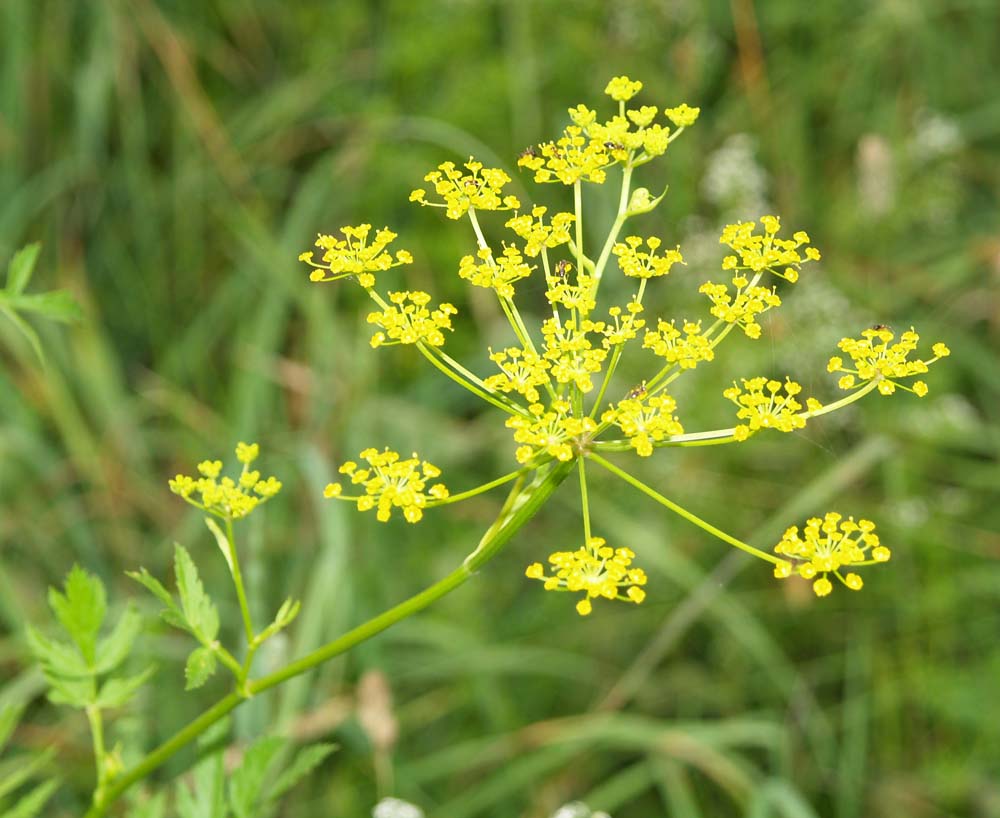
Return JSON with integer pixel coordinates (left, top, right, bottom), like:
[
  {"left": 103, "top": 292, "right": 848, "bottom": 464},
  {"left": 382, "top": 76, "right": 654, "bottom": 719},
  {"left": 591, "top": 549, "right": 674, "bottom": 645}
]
[
  {"left": 170, "top": 444, "right": 281, "bottom": 520},
  {"left": 604, "top": 76, "right": 643, "bottom": 102},
  {"left": 459, "top": 245, "right": 533, "bottom": 299},
  {"left": 827, "top": 326, "right": 947, "bottom": 397},
  {"left": 235, "top": 442, "right": 259, "bottom": 464},
  {"left": 612, "top": 236, "right": 684, "bottom": 279},
  {"left": 505, "top": 207, "right": 575, "bottom": 257},
  {"left": 664, "top": 104, "right": 700, "bottom": 128},
  {"left": 367, "top": 291, "right": 457, "bottom": 348},
  {"left": 601, "top": 392, "right": 684, "bottom": 456},
  {"left": 723, "top": 377, "right": 812, "bottom": 438},
  {"left": 411, "top": 158, "right": 520, "bottom": 220},
  {"left": 526, "top": 536, "right": 648, "bottom": 615},
  {"left": 699, "top": 279, "right": 781, "bottom": 339},
  {"left": 517, "top": 126, "right": 612, "bottom": 185},
  {"left": 546, "top": 272, "right": 598, "bottom": 314},
  {"left": 300, "top": 224, "right": 412, "bottom": 286},
  {"left": 485, "top": 347, "right": 552, "bottom": 404},
  {"left": 541, "top": 317, "right": 609, "bottom": 394},
  {"left": 505, "top": 399, "right": 595, "bottom": 464},
  {"left": 325, "top": 448, "right": 448, "bottom": 523},
  {"left": 774, "top": 512, "right": 890, "bottom": 596},
  {"left": 642, "top": 318, "right": 715, "bottom": 370},
  {"left": 719, "top": 216, "right": 820, "bottom": 281}
]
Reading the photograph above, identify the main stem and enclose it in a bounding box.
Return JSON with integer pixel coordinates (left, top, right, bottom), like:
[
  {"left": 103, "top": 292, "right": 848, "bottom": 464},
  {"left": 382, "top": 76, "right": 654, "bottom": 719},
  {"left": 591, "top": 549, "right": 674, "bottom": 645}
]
[{"left": 84, "top": 461, "right": 573, "bottom": 817}]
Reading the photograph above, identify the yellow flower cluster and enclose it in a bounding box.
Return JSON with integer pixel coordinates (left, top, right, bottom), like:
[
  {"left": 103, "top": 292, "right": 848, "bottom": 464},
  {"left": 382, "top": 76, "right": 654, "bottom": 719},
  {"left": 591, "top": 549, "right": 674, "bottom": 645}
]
[
  {"left": 604, "top": 76, "right": 643, "bottom": 102},
  {"left": 720, "top": 216, "right": 820, "bottom": 282},
  {"left": 602, "top": 392, "right": 684, "bottom": 456},
  {"left": 612, "top": 236, "right": 684, "bottom": 278},
  {"left": 484, "top": 347, "right": 552, "bottom": 404},
  {"left": 505, "top": 399, "right": 595, "bottom": 464},
  {"left": 773, "top": 513, "right": 890, "bottom": 596},
  {"left": 664, "top": 104, "right": 701, "bottom": 128},
  {"left": 828, "top": 327, "right": 950, "bottom": 396},
  {"left": 541, "top": 318, "right": 608, "bottom": 393},
  {"left": 409, "top": 159, "right": 520, "bottom": 220},
  {"left": 367, "top": 291, "right": 457, "bottom": 348},
  {"left": 602, "top": 302, "right": 647, "bottom": 346},
  {"left": 168, "top": 442, "right": 282, "bottom": 520},
  {"left": 299, "top": 225, "right": 413, "bottom": 288},
  {"left": 545, "top": 273, "right": 597, "bottom": 314},
  {"left": 323, "top": 448, "right": 448, "bottom": 523},
  {"left": 723, "top": 377, "right": 821, "bottom": 440},
  {"left": 505, "top": 207, "right": 575, "bottom": 257},
  {"left": 518, "top": 125, "right": 613, "bottom": 185},
  {"left": 526, "top": 536, "right": 647, "bottom": 616},
  {"left": 699, "top": 279, "right": 781, "bottom": 339},
  {"left": 642, "top": 319, "right": 714, "bottom": 370},
  {"left": 458, "top": 245, "right": 533, "bottom": 299}
]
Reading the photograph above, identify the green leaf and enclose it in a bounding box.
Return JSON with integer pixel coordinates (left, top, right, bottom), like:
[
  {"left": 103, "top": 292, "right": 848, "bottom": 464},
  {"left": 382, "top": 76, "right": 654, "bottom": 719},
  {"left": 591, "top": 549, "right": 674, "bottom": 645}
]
[
  {"left": 3, "top": 291, "right": 81, "bottom": 323},
  {"left": 173, "top": 545, "right": 219, "bottom": 643},
  {"left": 228, "top": 737, "right": 285, "bottom": 818},
  {"left": 94, "top": 667, "right": 155, "bottom": 709},
  {"left": 184, "top": 647, "right": 217, "bottom": 692},
  {"left": 24, "top": 627, "right": 91, "bottom": 680},
  {"left": 94, "top": 605, "right": 143, "bottom": 675},
  {"left": 45, "top": 676, "right": 92, "bottom": 709},
  {"left": 5, "top": 244, "right": 40, "bottom": 295},
  {"left": 268, "top": 743, "right": 336, "bottom": 801},
  {"left": 0, "top": 779, "right": 59, "bottom": 818},
  {"left": 0, "top": 705, "right": 23, "bottom": 756},
  {"left": 127, "top": 568, "right": 175, "bottom": 610},
  {"left": 256, "top": 598, "right": 301, "bottom": 645},
  {"left": 128, "top": 569, "right": 189, "bottom": 633},
  {"left": 47, "top": 565, "right": 106, "bottom": 665},
  {"left": 176, "top": 753, "right": 226, "bottom": 818}
]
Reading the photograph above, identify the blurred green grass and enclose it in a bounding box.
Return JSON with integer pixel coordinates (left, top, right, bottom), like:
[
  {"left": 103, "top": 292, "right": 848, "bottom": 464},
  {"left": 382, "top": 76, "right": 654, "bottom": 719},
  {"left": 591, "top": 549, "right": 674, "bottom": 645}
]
[{"left": 1, "top": 1, "right": 998, "bottom": 816}]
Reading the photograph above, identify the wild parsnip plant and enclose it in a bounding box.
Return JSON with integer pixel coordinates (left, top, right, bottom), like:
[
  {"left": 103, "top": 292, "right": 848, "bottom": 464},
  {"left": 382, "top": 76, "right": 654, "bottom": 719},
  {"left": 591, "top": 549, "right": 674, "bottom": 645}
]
[{"left": 24, "top": 76, "right": 949, "bottom": 816}]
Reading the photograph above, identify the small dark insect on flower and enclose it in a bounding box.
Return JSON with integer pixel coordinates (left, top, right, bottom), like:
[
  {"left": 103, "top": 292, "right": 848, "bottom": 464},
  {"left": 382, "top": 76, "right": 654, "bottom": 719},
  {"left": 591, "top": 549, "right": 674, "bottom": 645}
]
[
  {"left": 871, "top": 324, "right": 892, "bottom": 332},
  {"left": 603, "top": 141, "right": 624, "bottom": 151},
  {"left": 626, "top": 381, "right": 648, "bottom": 399},
  {"left": 519, "top": 146, "right": 538, "bottom": 160},
  {"left": 554, "top": 260, "right": 571, "bottom": 278}
]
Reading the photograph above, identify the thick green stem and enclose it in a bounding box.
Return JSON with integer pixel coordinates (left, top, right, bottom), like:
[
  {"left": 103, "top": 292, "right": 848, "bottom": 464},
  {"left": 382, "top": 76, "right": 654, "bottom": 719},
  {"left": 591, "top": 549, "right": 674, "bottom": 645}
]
[{"left": 83, "top": 461, "right": 573, "bottom": 818}]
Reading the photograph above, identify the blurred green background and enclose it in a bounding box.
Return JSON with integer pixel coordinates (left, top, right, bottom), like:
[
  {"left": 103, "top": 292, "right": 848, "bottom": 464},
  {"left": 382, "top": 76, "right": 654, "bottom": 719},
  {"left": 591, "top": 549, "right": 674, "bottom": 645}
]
[{"left": 1, "top": 0, "right": 998, "bottom": 816}]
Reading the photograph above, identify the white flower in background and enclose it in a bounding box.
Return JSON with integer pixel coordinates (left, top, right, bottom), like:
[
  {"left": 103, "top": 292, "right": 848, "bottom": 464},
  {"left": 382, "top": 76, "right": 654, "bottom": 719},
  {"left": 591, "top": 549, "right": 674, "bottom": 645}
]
[
  {"left": 701, "top": 133, "right": 769, "bottom": 218},
  {"left": 908, "top": 108, "right": 963, "bottom": 161},
  {"left": 551, "top": 803, "right": 611, "bottom": 818},
  {"left": 373, "top": 797, "right": 425, "bottom": 818}
]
